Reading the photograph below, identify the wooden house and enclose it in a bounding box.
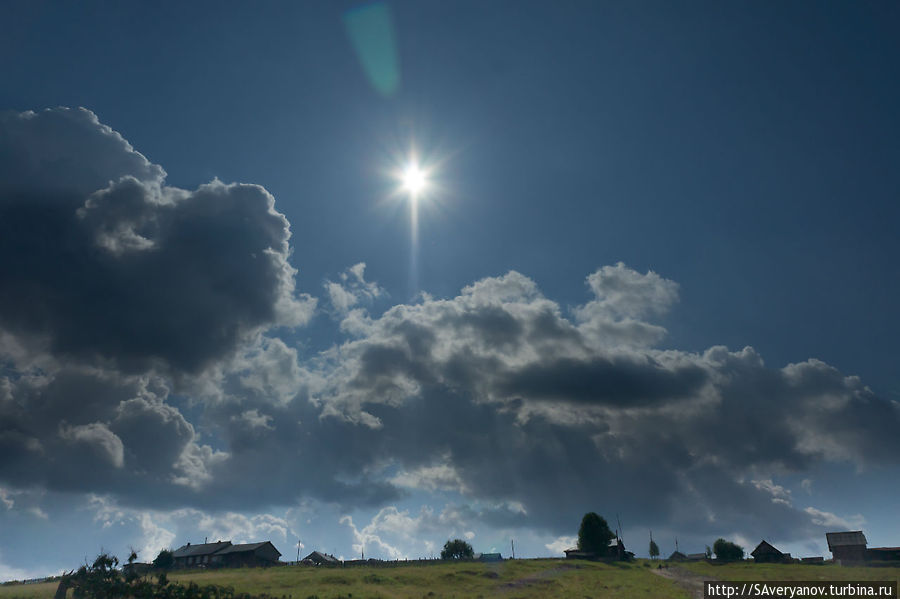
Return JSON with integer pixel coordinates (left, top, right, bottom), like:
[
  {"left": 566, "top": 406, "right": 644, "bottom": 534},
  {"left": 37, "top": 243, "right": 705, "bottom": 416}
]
[
  {"left": 477, "top": 553, "right": 502, "bottom": 562},
  {"left": 172, "top": 541, "right": 232, "bottom": 569},
  {"left": 172, "top": 540, "right": 281, "bottom": 568},
  {"left": 826, "top": 531, "right": 867, "bottom": 563},
  {"left": 751, "top": 540, "right": 790, "bottom": 564},
  {"left": 214, "top": 542, "right": 281, "bottom": 568},
  {"left": 867, "top": 547, "right": 900, "bottom": 562},
  {"left": 685, "top": 553, "right": 707, "bottom": 561},
  {"left": 667, "top": 551, "right": 687, "bottom": 561},
  {"left": 302, "top": 551, "right": 341, "bottom": 566}
]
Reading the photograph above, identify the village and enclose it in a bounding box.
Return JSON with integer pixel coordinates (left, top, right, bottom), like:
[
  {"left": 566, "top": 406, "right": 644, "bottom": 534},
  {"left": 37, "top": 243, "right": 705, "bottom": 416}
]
[{"left": 122, "top": 528, "right": 898, "bottom": 573}]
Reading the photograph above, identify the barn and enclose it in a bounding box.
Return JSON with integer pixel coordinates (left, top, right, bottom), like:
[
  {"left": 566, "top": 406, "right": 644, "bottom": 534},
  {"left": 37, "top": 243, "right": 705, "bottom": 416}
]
[{"left": 826, "top": 531, "right": 867, "bottom": 563}]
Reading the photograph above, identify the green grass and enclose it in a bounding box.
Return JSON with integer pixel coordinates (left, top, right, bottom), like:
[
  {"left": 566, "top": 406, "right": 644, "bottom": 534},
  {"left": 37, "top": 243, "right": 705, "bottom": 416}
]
[
  {"left": 0, "top": 560, "right": 690, "bottom": 599},
  {"left": 0, "top": 582, "right": 58, "bottom": 599},
  {"left": 679, "top": 560, "right": 900, "bottom": 583}
]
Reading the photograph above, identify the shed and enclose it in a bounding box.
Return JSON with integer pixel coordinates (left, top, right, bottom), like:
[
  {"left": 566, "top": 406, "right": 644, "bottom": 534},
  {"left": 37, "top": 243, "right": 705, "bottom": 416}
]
[
  {"left": 478, "top": 553, "right": 502, "bottom": 562},
  {"left": 826, "top": 531, "right": 867, "bottom": 563},
  {"left": 564, "top": 548, "right": 594, "bottom": 560},
  {"left": 667, "top": 551, "right": 687, "bottom": 561}
]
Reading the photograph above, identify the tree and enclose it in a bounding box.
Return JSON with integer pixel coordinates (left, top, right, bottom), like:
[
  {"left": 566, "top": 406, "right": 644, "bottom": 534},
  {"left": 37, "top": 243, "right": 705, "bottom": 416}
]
[
  {"left": 649, "top": 539, "right": 660, "bottom": 560},
  {"left": 152, "top": 549, "right": 174, "bottom": 570},
  {"left": 440, "top": 539, "right": 474, "bottom": 560},
  {"left": 713, "top": 538, "right": 744, "bottom": 562},
  {"left": 577, "top": 512, "right": 614, "bottom": 556}
]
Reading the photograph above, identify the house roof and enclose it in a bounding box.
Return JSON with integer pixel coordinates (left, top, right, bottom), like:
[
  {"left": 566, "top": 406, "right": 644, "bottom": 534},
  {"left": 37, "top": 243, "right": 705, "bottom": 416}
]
[
  {"left": 686, "top": 553, "right": 707, "bottom": 560},
  {"left": 172, "top": 542, "right": 232, "bottom": 558},
  {"left": 751, "top": 540, "right": 783, "bottom": 557},
  {"left": 668, "top": 551, "right": 686, "bottom": 560},
  {"left": 826, "top": 532, "right": 867, "bottom": 549},
  {"left": 303, "top": 551, "right": 340, "bottom": 564},
  {"left": 215, "top": 542, "right": 281, "bottom": 557}
]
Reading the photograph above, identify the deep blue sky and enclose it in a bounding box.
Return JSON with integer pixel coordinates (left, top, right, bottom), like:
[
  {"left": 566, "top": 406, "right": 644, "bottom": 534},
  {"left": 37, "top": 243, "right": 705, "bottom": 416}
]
[{"left": 1, "top": 0, "right": 898, "bottom": 579}]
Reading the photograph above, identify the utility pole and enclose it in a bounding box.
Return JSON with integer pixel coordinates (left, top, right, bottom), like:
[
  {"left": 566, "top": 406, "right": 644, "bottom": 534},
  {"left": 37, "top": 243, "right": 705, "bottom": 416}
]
[
  {"left": 297, "top": 540, "right": 301, "bottom": 564},
  {"left": 511, "top": 539, "right": 515, "bottom": 559},
  {"left": 616, "top": 514, "right": 624, "bottom": 544}
]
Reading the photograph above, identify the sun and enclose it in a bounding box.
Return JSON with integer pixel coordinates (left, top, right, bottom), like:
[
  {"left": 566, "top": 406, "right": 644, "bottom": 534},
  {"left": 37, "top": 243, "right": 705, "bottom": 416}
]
[{"left": 401, "top": 162, "right": 428, "bottom": 197}]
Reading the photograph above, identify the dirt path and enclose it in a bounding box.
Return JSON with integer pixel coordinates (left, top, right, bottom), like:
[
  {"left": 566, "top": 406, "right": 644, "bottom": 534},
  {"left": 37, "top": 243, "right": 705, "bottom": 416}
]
[{"left": 652, "top": 565, "right": 718, "bottom": 599}]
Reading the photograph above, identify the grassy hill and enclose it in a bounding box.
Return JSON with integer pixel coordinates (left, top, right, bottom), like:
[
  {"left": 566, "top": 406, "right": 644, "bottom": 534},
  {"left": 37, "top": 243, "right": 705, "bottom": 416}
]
[
  {"left": 2, "top": 559, "right": 898, "bottom": 599},
  {"left": 680, "top": 560, "right": 900, "bottom": 583},
  {"left": 0, "top": 559, "right": 688, "bottom": 599}
]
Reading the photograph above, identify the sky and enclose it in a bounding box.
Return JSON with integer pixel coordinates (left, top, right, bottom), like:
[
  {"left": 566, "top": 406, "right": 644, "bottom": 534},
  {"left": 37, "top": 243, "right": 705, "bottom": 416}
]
[{"left": 1, "top": 0, "right": 899, "bottom": 580}]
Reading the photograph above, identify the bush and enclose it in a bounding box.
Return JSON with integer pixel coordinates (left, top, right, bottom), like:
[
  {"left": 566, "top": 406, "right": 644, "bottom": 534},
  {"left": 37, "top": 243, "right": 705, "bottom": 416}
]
[
  {"left": 59, "top": 552, "right": 277, "bottom": 599},
  {"left": 153, "top": 549, "right": 175, "bottom": 570}
]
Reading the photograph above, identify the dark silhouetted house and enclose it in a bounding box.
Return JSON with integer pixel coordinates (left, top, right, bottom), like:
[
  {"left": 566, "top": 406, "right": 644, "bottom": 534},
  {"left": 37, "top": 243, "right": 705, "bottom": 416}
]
[
  {"left": 685, "top": 553, "right": 707, "bottom": 561},
  {"left": 477, "top": 553, "right": 502, "bottom": 562},
  {"left": 564, "top": 539, "right": 631, "bottom": 561},
  {"left": 214, "top": 542, "right": 281, "bottom": 568},
  {"left": 826, "top": 531, "right": 867, "bottom": 563},
  {"left": 173, "top": 541, "right": 232, "bottom": 568},
  {"left": 607, "top": 538, "right": 634, "bottom": 561},
  {"left": 668, "top": 551, "right": 687, "bottom": 561},
  {"left": 172, "top": 540, "right": 281, "bottom": 568},
  {"left": 751, "top": 540, "right": 791, "bottom": 564},
  {"left": 344, "top": 558, "right": 382, "bottom": 566},
  {"left": 867, "top": 547, "right": 900, "bottom": 562},
  {"left": 302, "top": 551, "right": 340, "bottom": 566}
]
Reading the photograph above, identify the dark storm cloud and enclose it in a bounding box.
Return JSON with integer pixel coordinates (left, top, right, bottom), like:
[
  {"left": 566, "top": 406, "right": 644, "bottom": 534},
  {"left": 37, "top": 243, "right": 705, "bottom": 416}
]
[
  {"left": 0, "top": 107, "right": 314, "bottom": 374},
  {"left": 497, "top": 355, "right": 708, "bottom": 406}
]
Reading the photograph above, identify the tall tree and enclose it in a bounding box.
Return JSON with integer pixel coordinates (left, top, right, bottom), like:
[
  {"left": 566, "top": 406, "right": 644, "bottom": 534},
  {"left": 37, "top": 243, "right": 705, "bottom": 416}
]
[
  {"left": 713, "top": 538, "right": 744, "bottom": 562},
  {"left": 577, "top": 512, "right": 614, "bottom": 556},
  {"left": 440, "top": 539, "right": 474, "bottom": 560},
  {"left": 649, "top": 539, "right": 660, "bottom": 560}
]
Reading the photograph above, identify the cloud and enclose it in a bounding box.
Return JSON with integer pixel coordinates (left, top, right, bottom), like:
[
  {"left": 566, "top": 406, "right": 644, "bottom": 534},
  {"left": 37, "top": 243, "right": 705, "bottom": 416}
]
[
  {"left": 803, "top": 507, "right": 865, "bottom": 530},
  {"left": 58, "top": 422, "right": 125, "bottom": 468},
  {"left": 0, "top": 107, "right": 315, "bottom": 375},
  {"left": 325, "top": 263, "right": 386, "bottom": 329},
  {"left": 545, "top": 535, "right": 576, "bottom": 555},
  {"left": 340, "top": 505, "right": 470, "bottom": 560},
  {"left": 0, "top": 107, "right": 897, "bottom": 557},
  {"left": 0, "top": 488, "right": 12, "bottom": 510}
]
